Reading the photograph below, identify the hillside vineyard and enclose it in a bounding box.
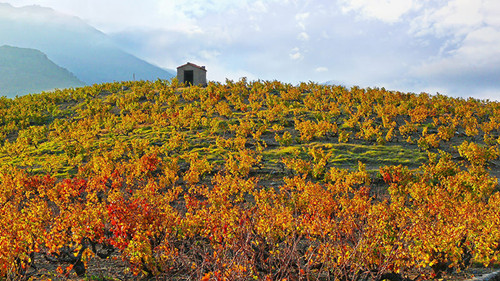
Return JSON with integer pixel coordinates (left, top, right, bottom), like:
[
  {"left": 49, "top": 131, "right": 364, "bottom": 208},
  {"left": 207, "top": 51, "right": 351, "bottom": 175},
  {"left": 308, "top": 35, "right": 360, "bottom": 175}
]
[{"left": 1, "top": 79, "right": 499, "bottom": 280}]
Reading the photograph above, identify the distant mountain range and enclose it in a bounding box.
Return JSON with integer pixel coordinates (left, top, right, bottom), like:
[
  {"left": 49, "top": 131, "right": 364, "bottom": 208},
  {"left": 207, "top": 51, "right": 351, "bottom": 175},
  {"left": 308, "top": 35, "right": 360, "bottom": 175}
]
[
  {"left": 323, "top": 80, "right": 353, "bottom": 88},
  {"left": 0, "top": 45, "right": 85, "bottom": 97},
  {"left": 0, "top": 3, "right": 174, "bottom": 97}
]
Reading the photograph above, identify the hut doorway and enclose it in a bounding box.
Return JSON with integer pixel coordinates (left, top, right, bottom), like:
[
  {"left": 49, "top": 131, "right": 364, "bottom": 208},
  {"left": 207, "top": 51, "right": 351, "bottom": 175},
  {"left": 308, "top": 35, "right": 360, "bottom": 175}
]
[{"left": 184, "top": 70, "right": 194, "bottom": 85}]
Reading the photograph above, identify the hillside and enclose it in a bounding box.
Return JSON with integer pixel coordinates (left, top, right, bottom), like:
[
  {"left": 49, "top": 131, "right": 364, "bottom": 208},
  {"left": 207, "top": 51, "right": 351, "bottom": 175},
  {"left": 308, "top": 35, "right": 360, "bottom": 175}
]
[
  {"left": 0, "top": 45, "right": 85, "bottom": 97},
  {"left": 1, "top": 80, "right": 499, "bottom": 280},
  {"left": 0, "top": 3, "right": 174, "bottom": 85}
]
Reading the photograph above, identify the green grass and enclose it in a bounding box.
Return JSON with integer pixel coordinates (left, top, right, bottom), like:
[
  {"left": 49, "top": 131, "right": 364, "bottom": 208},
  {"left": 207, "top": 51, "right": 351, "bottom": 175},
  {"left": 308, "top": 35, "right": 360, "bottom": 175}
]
[
  {"left": 326, "top": 143, "right": 427, "bottom": 166},
  {"left": 261, "top": 141, "right": 427, "bottom": 175}
]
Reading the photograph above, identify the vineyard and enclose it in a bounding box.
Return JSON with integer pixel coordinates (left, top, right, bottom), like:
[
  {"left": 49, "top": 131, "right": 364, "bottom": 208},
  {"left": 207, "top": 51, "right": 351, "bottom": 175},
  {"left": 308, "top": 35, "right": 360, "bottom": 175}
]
[{"left": 1, "top": 78, "right": 500, "bottom": 280}]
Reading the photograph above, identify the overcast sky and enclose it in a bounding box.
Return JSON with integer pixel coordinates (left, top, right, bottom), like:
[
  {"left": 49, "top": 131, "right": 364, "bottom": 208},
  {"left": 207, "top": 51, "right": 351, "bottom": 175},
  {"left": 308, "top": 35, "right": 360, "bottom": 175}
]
[{"left": 3, "top": 0, "right": 500, "bottom": 100}]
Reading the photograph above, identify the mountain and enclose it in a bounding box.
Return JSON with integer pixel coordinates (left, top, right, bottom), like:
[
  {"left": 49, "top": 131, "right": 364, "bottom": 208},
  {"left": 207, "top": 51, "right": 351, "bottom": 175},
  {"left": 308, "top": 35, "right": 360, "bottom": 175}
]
[
  {"left": 0, "top": 45, "right": 85, "bottom": 97},
  {"left": 0, "top": 3, "right": 174, "bottom": 86},
  {"left": 324, "top": 80, "right": 353, "bottom": 88}
]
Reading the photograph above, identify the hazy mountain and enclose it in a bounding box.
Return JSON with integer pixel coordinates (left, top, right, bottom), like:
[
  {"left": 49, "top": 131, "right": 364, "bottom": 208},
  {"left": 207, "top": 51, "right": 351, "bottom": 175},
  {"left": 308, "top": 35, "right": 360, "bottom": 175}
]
[
  {"left": 0, "top": 3, "right": 174, "bottom": 86},
  {"left": 0, "top": 45, "right": 85, "bottom": 97},
  {"left": 324, "top": 80, "right": 352, "bottom": 88}
]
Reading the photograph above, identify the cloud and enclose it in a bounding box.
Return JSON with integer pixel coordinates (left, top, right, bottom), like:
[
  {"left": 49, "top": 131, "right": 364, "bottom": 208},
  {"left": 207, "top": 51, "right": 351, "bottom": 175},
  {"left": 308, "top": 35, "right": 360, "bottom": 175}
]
[
  {"left": 411, "top": 26, "right": 500, "bottom": 75},
  {"left": 339, "top": 0, "right": 418, "bottom": 23},
  {"left": 5, "top": 0, "right": 279, "bottom": 34},
  {"left": 297, "top": 32, "right": 309, "bottom": 41},
  {"left": 409, "top": 0, "right": 484, "bottom": 37},
  {"left": 199, "top": 49, "right": 222, "bottom": 61},
  {"left": 295, "top": 12, "right": 309, "bottom": 29},
  {"left": 289, "top": 47, "right": 303, "bottom": 60},
  {"left": 408, "top": 26, "right": 500, "bottom": 97},
  {"left": 102, "top": 1, "right": 437, "bottom": 88},
  {"left": 247, "top": 1, "right": 268, "bottom": 13},
  {"left": 295, "top": 12, "right": 310, "bottom": 21},
  {"left": 337, "top": 0, "right": 500, "bottom": 99},
  {"left": 403, "top": 1, "right": 500, "bottom": 99},
  {"left": 455, "top": 27, "right": 500, "bottom": 62}
]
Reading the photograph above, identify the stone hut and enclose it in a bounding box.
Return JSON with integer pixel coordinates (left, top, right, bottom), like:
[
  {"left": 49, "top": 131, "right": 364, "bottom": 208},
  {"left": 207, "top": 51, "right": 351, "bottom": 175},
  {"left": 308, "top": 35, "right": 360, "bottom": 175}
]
[{"left": 176, "top": 62, "right": 207, "bottom": 86}]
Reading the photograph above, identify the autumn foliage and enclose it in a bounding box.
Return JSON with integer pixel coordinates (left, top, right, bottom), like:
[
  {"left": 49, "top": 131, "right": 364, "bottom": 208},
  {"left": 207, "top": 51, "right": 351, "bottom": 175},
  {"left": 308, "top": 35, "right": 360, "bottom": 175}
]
[{"left": 0, "top": 79, "right": 499, "bottom": 280}]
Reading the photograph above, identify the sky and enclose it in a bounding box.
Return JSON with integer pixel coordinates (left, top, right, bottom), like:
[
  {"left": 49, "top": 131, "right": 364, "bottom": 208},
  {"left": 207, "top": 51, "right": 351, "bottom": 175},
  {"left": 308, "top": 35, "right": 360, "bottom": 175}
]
[{"left": 3, "top": 0, "right": 500, "bottom": 100}]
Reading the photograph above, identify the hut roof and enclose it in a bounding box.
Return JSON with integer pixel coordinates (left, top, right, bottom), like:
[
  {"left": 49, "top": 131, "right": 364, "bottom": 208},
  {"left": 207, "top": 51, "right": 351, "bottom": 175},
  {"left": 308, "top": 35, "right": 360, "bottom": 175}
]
[{"left": 177, "top": 62, "right": 207, "bottom": 72}]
